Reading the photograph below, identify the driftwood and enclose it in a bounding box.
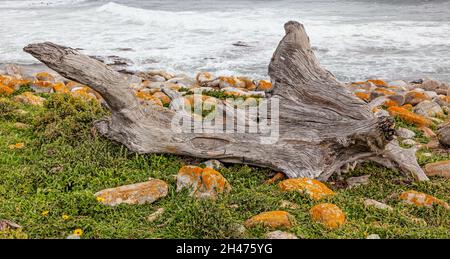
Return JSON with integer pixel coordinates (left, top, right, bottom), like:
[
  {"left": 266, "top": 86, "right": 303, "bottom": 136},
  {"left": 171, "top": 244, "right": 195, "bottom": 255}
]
[{"left": 23, "top": 21, "right": 429, "bottom": 181}]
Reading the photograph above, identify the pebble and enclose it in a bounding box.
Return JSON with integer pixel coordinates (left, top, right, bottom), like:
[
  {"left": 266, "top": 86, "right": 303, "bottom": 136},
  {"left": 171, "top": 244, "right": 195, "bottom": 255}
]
[
  {"left": 265, "top": 230, "right": 298, "bottom": 239},
  {"left": 363, "top": 199, "right": 393, "bottom": 211},
  {"left": 245, "top": 211, "right": 294, "bottom": 229}
]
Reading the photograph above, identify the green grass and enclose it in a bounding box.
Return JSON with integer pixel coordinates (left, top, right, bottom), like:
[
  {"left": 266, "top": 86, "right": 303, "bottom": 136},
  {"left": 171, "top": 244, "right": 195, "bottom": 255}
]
[{"left": 0, "top": 92, "right": 449, "bottom": 239}]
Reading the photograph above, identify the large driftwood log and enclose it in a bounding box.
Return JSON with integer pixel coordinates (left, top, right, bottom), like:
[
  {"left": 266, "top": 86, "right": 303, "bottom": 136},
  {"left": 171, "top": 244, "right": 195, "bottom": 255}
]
[{"left": 23, "top": 21, "right": 429, "bottom": 181}]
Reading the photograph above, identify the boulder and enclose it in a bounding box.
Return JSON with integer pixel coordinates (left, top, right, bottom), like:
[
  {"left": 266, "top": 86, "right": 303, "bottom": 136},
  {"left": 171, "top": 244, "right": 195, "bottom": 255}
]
[
  {"left": 176, "top": 165, "right": 231, "bottom": 199},
  {"left": 404, "top": 91, "right": 431, "bottom": 105},
  {"left": 94, "top": 179, "right": 168, "bottom": 206},
  {"left": 310, "top": 203, "right": 346, "bottom": 229}
]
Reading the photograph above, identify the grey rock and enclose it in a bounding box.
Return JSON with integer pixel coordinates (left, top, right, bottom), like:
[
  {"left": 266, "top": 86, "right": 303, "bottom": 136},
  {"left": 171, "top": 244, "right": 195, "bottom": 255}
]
[
  {"left": 413, "top": 100, "right": 443, "bottom": 118},
  {"left": 396, "top": 127, "right": 415, "bottom": 139},
  {"left": 437, "top": 121, "right": 450, "bottom": 147}
]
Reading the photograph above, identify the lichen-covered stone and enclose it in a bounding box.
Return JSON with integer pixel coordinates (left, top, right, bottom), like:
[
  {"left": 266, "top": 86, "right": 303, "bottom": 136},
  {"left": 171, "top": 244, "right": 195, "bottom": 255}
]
[
  {"left": 278, "top": 178, "right": 335, "bottom": 200},
  {"left": 310, "top": 203, "right": 346, "bottom": 229},
  {"left": 176, "top": 165, "right": 231, "bottom": 199},
  {"left": 367, "top": 79, "right": 388, "bottom": 87},
  {"left": 34, "top": 72, "right": 55, "bottom": 82},
  {"left": 399, "top": 190, "right": 449, "bottom": 209},
  {"left": 413, "top": 100, "right": 443, "bottom": 118},
  {"left": 437, "top": 120, "right": 450, "bottom": 146},
  {"left": 135, "top": 91, "right": 163, "bottom": 106},
  {"left": 424, "top": 160, "right": 450, "bottom": 179},
  {"left": 256, "top": 79, "right": 273, "bottom": 91},
  {"left": 245, "top": 211, "right": 293, "bottom": 229},
  {"left": 387, "top": 106, "right": 432, "bottom": 127},
  {"left": 354, "top": 92, "right": 370, "bottom": 101},
  {"left": 265, "top": 230, "right": 298, "bottom": 239},
  {"left": 405, "top": 91, "right": 431, "bottom": 105},
  {"left": 12, "top": 92, "right": 45, "bottom": 106},
  {"left": 53, "top": 82, "right": 70, "bottom": 93},
  {"left": 94, "top": 179, "right": 168, "bottom": 206},
  {"left": 152, "top": 91, "right": 171, "bottom": 105},
  {"left": 31, "top": 80, "right": 54, "bottom": 93}
]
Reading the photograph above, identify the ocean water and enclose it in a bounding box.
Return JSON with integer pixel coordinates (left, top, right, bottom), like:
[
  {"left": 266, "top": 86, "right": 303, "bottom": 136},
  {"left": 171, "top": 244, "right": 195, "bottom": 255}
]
[{"left": 0, "top": 0, "right": 449, "bottom": 82}]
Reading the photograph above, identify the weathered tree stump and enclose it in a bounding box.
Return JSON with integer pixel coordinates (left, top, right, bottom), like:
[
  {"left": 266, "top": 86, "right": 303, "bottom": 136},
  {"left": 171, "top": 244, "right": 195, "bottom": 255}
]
[{"left": 23, "top": 21, "right": 429, "bottom": 181}]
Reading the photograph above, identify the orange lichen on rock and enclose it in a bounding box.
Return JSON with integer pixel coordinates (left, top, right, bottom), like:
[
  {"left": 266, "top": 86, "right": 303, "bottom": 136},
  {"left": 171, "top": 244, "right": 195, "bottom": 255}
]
[
  {"left": 354, "top": 92, "right": 370, "bottom": 101},
  {"left": 278, "top": 178, "right": 335, "bottom": 200},
  {"left": 405, "top": 91, "right": 431, "bottom": 105},
  {"left": 35, "top": 72, "right": 55, "bottom": 82},
  {"left": 0, "top": 84, "right": 14, "bottom": 95},
  {"left": 94, "top": 179, "right": 168, "bottom": 206},
  {"left": 8, "top": 142, "right": 25, "bottom": 150},
  {"left": 367, "top": 79, "right": 388, "bottom": 87},
  {"left": 71, "top": 87, "right": 99, "bottom": 102},
  {"left": 152, "top": 91, "right": 171, "bottom": 105},
  {"left": 387, "top": 106, "right": 432, "bottom": 127},
  {"left": 401, "top": 104, "right": 413, "bottom": 111},
  {"left": 374, "top": 87, "right": 395, "bottom": 95},
  {"left": 218, "top": 76, "right": 245, "bottom": 88},
  {"left": 257, "top": 79, "right": 273, "bottom": 91},
  {"left": 310, "top": 203, "right": 346, "bottom": 229},
  {"left": 399, "top": 190, "right": 449, "bottom": 209},
  {"left": 264, "top": 172, "right": 286, "bottom": 184},
  {"left": 176, "top": 165, "right": 231, "bottom": 199},
  {"left": 383, "top": 99, "right": 398, "bottom": 107},
  {"left": 196, "top": 72, "right": 214, "bottom": 84},
  {"left": 245, "top": 211, "right": 293, "bottom": 229},
  {"left": 135, "top": 91, "right": 163, "bottom": 106},
  {"left": 53, "top": 82, "right": 70, "bottom": 93},
  {"left": 12, "top": 92, "right": 45, "bottom": 106},
  {"left": 238, "top": 76, "right": 257, "bottom": 91}
]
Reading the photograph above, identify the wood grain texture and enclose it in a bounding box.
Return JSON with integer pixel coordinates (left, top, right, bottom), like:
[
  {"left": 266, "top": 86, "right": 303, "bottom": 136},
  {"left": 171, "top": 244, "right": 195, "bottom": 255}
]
[{"left": 23, "top": 21, "right": 429, "bottom": 181}]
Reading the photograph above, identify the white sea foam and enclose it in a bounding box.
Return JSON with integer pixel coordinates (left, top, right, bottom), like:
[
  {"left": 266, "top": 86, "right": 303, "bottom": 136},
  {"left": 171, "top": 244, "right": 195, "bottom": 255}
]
[{"left": 0, "top": 0, "right": 449, "bottom": 81}]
